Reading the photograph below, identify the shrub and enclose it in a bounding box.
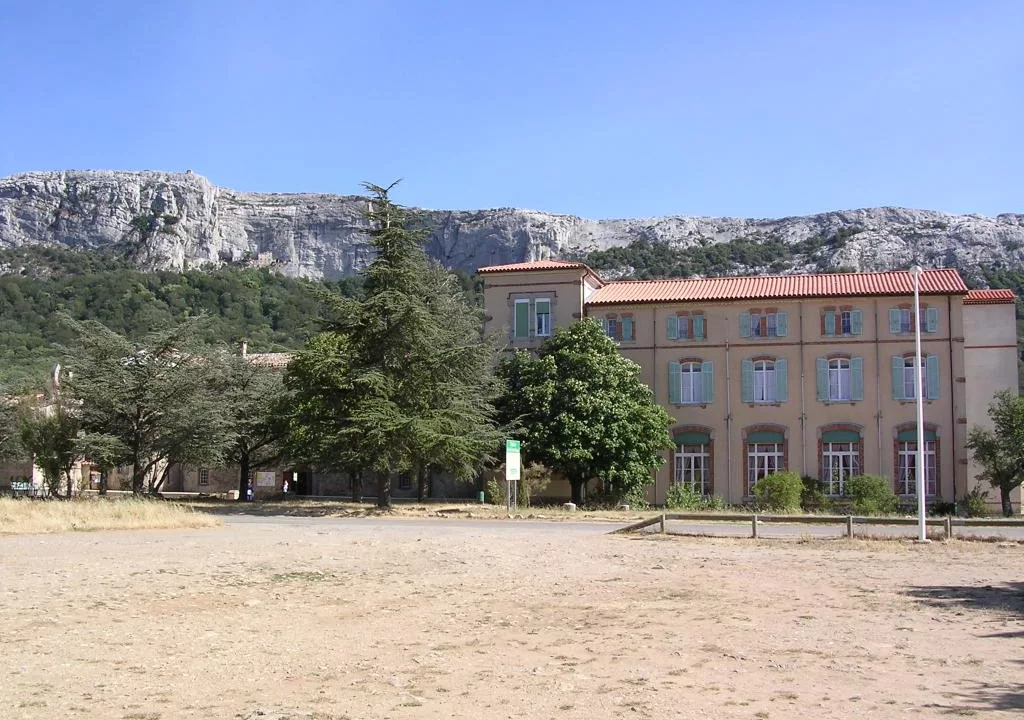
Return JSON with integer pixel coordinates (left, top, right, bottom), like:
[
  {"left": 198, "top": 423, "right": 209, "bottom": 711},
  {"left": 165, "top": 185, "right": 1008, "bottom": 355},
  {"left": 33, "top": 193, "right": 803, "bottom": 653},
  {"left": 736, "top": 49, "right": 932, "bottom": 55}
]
[
  {"left": 800, "top": 475, "right": 830, "bottom": 512},
  {"left": 961, "top": 487, "right": 990, "bottom": 518},
  {"left": 846, "top": 475, "right": 898, "bottom": 516},
  {"left": 485, "top": 464, "right": 553, "bottom": 508},
  {"left": 666, "top": 483, "right": 727, "bottom": 511},
  {"left": 751, "top": 471, "right": 802, "bottom": 512}
]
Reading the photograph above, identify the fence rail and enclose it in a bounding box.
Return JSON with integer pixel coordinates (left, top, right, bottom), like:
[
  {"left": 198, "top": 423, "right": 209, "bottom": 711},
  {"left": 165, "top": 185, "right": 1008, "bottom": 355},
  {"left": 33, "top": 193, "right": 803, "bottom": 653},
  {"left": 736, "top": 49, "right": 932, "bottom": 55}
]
[{"left": 613, "top": 512, "right": 1024, "bottom": 540}]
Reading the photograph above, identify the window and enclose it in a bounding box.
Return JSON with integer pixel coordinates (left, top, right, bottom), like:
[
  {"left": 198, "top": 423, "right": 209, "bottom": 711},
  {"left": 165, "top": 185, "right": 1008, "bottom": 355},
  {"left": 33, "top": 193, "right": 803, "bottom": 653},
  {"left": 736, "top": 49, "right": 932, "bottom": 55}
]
[
  {"left": 747, "top": 442, "right": 784, "bottom": 495},
  {"left": 821, "top": 442, "right": 860, "bottom": 495},
  {"left": 668, "top": 360, "right": 714, "bottom": 405},
  {"left": 892, "top": 355, "right": 939, "bottom": 401},
  {"left": 899, "top": 308, "right": 913, "bottom": 334},
  {"left": 889, "top": 306, "right": 939, "bottom": 335},
  {"left": 897, "top": 440, "right": 937, "bottom": 496},
  {"left": 823, "top": 308, "right": 861, "bottom": 336},
  {"left": 398, "top": 473, "right": 412, "bottom": 490},
  {"left": 753, "top": 360, "right": 775, "bottom": 403},
  {"left": 678, "top": 316, "right": 690, "bottom": 340},
  {"left": 513, "top": 298, "right": 552, "bottom": 340},
  {"left": 605, "top": 317, "right": 618, "bottom": 339},
  {"left": 902, "top": 357, "right": 926, "bottom": 400},
  {"left": 534, "top": 298, "right": 551, "bottom": 337},
  {"left": 675, "top": 444, "right": 710, "bottom": 494},
  {"left": 198, "top": 468, "right": 209, "bottom": 486},
  {"left": 740, "top": 311, "right": 788, "bottom": 338},
  {"left": 829, "top": 358, "right": 851, "bottom": 401},
  {"left": 667, "top": 314, "right": 704, "bottom": 341},
  {"left": 514, "top": 299, "right": 530, "bottom": 340},
  {"left": 840, "top": 310, "right": 852, "bottom": 335}
]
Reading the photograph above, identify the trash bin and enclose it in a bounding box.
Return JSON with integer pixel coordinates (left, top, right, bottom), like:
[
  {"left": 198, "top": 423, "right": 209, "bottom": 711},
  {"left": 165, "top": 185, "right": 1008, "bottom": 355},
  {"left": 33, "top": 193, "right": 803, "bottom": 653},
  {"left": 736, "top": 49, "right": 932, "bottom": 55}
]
[
  {"left": 477, "top": 491, "right": 486, "bottom": 504},
  {"left": 227, "top": 490, "right": 239, "bottom": 501}
]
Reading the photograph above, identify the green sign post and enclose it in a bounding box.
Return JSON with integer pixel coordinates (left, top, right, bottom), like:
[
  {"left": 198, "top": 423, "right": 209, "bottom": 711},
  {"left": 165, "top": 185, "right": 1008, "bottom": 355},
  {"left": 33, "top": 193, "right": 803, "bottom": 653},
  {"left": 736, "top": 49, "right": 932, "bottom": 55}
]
[{"left": 505, "top": 439, "right": 521, "bottom": 510}]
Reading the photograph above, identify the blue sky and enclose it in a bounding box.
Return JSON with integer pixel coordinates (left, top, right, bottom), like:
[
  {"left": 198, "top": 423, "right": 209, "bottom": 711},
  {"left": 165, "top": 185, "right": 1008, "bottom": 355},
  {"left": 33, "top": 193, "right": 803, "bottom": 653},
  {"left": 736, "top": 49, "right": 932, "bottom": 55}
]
[{"left": 1, "top": 1, "right": 1020, "bottom": 219}]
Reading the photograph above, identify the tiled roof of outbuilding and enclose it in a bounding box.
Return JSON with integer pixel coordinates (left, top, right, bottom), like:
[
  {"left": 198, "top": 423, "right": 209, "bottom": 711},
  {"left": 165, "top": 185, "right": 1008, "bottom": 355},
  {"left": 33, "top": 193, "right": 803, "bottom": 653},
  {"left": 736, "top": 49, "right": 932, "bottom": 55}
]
[
  {"left": 477, "top": 260, "right": 592, "bottom": 274},
  {"left": 586, "top": 268, "right": 968, "bottom": 305},
  {"left": 963, "top": 288, "right": 1017, "bottom": 305}
]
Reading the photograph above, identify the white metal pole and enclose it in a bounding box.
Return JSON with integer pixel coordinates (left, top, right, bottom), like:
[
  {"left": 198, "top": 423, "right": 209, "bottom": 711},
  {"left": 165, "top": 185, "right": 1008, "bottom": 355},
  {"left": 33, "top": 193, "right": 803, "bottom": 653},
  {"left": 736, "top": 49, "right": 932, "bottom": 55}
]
[{"left": 913, "top": 266, "right": 927, "bottom": 541}]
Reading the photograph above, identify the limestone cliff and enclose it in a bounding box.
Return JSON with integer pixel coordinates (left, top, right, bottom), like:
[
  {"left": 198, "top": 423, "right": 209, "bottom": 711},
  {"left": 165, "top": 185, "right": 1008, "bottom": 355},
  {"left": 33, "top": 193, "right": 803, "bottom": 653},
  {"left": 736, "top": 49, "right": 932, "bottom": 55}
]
[{"left": 1, "top": 170, "right": 1021, "bottom": 280}]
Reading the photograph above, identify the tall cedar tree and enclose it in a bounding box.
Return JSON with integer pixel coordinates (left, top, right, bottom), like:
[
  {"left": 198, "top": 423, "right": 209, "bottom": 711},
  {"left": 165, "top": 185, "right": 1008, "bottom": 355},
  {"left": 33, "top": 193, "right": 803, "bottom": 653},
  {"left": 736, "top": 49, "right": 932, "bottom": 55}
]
[
  {"left": 966, "top": 389, "right": 1024, "bottom": 516},
  {"left": 62, "top": 317, "right": 231, "bottom": 494},
  {"left": 18, "top": 384, "right": 84, "bottom": 498},
  {"left": 497, "top": 319, "right": 673, "bottom": 506},
  {"left": 286, "top": 182, "right": 500, "bottom": 506}
]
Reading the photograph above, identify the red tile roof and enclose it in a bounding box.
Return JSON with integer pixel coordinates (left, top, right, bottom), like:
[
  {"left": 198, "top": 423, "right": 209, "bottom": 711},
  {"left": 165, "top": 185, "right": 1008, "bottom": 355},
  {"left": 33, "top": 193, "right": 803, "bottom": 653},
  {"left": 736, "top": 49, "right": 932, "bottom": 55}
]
[
  {"left": 477, "top": 260, "right": 591, "bottom": 274},
  {"left": 963, "top": 288, "right": 1017, "bottom": 305},
  {"left": 586, "top": 268, "right": 968, "bottom": 305}
]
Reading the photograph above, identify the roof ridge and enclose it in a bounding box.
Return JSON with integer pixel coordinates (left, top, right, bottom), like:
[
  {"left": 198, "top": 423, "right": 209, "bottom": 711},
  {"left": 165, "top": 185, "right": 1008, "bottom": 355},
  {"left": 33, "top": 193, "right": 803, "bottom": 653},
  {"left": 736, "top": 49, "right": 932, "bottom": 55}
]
[{"left": 600, "top": 267, "right": 958, "bottom": 285}]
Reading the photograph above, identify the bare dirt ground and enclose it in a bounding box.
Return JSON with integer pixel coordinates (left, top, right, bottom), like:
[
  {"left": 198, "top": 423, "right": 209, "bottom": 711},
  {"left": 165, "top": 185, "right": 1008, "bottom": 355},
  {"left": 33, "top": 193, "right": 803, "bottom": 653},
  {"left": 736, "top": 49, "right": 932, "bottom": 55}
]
[{"left": 2, "top": 516, "right": 1022, "bottom": 720}]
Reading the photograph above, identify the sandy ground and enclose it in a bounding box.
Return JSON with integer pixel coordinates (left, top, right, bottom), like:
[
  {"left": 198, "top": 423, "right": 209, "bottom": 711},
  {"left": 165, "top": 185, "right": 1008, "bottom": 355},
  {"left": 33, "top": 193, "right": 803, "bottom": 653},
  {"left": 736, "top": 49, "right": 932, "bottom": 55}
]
[{"left": 2, "top": 516, "right": 1022, "bottom": 720}]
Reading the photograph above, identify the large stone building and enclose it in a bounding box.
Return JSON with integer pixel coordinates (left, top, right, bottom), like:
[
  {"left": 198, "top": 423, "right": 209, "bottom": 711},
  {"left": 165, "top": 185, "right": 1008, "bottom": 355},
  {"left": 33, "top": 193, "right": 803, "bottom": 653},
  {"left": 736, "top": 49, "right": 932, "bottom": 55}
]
[{"left": 479, "top": 260, "right": 1019, "bottom": 509}]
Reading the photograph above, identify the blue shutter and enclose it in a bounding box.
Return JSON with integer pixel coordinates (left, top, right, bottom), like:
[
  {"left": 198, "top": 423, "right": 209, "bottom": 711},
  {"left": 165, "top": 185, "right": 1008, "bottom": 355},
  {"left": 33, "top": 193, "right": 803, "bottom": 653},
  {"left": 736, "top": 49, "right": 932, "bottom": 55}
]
[
  {"left": 816, "top": 357, "right": 829, "bottom": 402},
  {"left": 927, "top": 354, "right": 940, "bottom": 399},
  {"left": 851, "top": 356, "right": 864, "bottom": 401},
  {"left": 775, "top": 358, "right": 788, "bottom": 403},
  {"left": 891, "top": 355, "right": 904, "bottom": 400},
  {"left": 776, "top": 312, "right": 788, "bottom": 337},
  {"left": 823, "top": 311, "right": 835, "bottom": 336},
  {"left": 668, "top": 361, "right": 681, "bottom": 405},
  {"left": 926, "top": 307, "right": 939, "bottom": 334},
  {"left": 622, "top": 316, "right": 634, "bottom": 342},
  {"left": 741, "top": 359, "right": 754, "bottom": 403},
  {"left": 701, "top": 361, "right": 714, "bottom": 404},
  {"left": 739, "top": 312, "right": 751, "bottom": 338},
  {"left": 693, "top": 315, "right": 705, "bottom": 341},
  {"left": 851, "top": 309, "right": 863, "bottom": 335},
  {"left": 889, "top": 308, "right": 901, "bottom": 335},
  {"left": 666, "top": 315, "right": 678, "bottom": 341}
]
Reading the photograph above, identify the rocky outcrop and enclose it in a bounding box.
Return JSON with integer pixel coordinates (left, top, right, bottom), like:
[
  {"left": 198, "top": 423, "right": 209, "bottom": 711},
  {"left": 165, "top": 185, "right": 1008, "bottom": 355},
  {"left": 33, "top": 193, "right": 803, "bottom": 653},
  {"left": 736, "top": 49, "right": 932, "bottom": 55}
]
[{"left": 1, "top": 170, "right": 1021, "bottom": 280}]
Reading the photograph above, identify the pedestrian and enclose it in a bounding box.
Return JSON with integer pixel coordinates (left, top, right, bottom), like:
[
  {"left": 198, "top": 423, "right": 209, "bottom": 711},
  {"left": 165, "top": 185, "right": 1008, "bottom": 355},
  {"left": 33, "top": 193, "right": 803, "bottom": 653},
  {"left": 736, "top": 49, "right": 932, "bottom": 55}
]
[{"left": 246, "top": 479, "right": 254, "bottom": 502}]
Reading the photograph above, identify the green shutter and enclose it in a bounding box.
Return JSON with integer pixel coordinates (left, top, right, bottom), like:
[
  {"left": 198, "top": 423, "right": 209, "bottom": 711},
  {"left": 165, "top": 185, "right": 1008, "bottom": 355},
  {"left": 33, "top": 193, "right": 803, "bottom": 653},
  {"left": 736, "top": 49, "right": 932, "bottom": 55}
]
[
  {"left": 666, "top": 315, "right": 678, "bottom": 341},
  {"left": 775, "top": 358, "right": 788, "bottom": 403},
  {"left": 824, "top": 311, "right": 835, "bottom": 336},
  {"left": 741, "top": 359, "right": 754, "bottom": 403},
  {"left": 851, "top": 309, "right": 863, "bottom": 335},
  {"left": 851, "top": 356, "right": 864, "bottom": 401},
  {"left": 693, "top": 315, "right": 705, "bottom": 341},
  {"left": 747, "top": 430, "right": 784, "bottom": 443},
  {"left": 816, "top": 357, "right": 829, "bottom": 402},
  {"left": 739, "top": 312, "right": 751, "bottom": 338},
  {"left": 927, "top": 354, "right": 940, "bottom": 399},
  {"left": 889, "top": 308, "right": 901, "bottom": 335},
  {"left": 622, "top": 316, "right": 634, "bottom": 342},
  {"left": 776, "top": 312, "right": 788, "bottom": 337},
  {"left": 822, "top": 429, "right": 861, "bottom": 443},
  {"left": 891, "top": 355, "right": 904, "bottom": 400},
  {"left": 898, "top": 428, "right": 937, "bottom": 442},
  {"left": 514, "top": 301, "right": 529, "bottom": 339},
  {"left": 675, "top": 430, "right": 710, "bottom": 445},
  {"left": 926, "top": 307, "right": 939, "bottom": 333},
  {"left": 702, "top": 360, "right": 714, "bottom": 404},
  {"left": 668, "top": 361, "right": 681, "bottom": 405}
]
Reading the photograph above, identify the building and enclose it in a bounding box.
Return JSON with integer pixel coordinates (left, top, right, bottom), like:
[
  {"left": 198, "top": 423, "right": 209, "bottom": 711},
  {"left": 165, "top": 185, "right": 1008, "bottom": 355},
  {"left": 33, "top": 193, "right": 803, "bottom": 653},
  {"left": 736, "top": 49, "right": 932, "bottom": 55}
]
[{"left": 479, "top": 260, "right": 1019, "bottom": 509}]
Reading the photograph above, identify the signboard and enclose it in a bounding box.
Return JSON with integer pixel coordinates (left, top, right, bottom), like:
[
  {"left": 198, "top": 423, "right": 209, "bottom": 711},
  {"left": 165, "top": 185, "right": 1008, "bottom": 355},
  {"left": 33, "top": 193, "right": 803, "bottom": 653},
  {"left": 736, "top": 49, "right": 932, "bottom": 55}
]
[
  {"left": 255, "top": 471, "right": 277, "bottom": 488},
  {"left": 505, "top": 440, "right": 521, "bottom": 481}
]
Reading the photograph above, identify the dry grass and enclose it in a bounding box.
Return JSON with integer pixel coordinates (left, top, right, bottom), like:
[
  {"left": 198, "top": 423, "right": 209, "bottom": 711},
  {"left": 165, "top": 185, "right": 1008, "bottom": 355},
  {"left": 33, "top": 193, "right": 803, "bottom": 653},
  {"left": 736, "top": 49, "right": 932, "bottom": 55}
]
[{"left": 0, "top": 496, "right": 221, "bottom": 534}]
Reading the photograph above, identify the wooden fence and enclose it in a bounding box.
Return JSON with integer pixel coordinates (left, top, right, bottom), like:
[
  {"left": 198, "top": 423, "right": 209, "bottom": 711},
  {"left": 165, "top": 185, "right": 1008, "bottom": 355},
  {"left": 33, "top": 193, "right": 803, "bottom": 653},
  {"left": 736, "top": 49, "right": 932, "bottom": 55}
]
[{"left": 613, "top": 512, "right": 1024, "bottom": 540}]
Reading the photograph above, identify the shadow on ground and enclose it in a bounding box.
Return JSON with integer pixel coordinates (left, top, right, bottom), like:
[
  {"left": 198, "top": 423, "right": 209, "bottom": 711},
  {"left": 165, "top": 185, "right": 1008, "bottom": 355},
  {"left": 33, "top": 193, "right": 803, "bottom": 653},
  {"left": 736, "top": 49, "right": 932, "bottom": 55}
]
[
  {"left": 904, "top": 581, "right": 1024, "bottom": 617},
  {"left": 184, "top": 499, "right": 398, "bottom": 518}
]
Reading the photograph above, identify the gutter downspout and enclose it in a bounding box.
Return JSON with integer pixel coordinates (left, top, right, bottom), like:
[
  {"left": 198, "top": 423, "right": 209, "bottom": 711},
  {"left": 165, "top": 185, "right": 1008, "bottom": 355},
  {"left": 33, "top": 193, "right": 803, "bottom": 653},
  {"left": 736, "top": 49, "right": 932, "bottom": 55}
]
[
  {"left": 874, "top": 299, "right": 883, "bottom": 476},
  {"left": 799, "top": 301, "right": 807, "bottom": 476},
  {"left": 653, "top": 305, "right": 660, "bottom": 504},
  {"left": 725, "top": 335, "right": 733, "bottom": 501},
  {"left": 948, "top": 296, "right": 957, "bottom": 504}
]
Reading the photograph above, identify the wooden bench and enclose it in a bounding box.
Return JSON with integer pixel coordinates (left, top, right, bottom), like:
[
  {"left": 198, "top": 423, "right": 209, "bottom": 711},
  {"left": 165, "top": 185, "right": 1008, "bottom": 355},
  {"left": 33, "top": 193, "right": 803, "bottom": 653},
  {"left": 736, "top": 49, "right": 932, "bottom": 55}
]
[{"left": 9, "top": 479, "right": 36, "bottom": 497}]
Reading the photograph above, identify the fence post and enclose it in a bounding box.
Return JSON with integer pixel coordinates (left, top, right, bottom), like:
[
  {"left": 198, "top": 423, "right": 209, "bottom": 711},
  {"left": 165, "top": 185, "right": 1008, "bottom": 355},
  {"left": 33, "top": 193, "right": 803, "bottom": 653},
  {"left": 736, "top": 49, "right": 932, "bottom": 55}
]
[
  {"left": 660, "top": 513, "right": 666, "bottom": 534},
  {"left": 752, "top": 513, "right": 759, "bottom": 539},
  {"left": 847, "top": 515, "right": 854, "bottom": 539},
  {"left": 945, "top": 515, "right": 953, "bottom": 540}
]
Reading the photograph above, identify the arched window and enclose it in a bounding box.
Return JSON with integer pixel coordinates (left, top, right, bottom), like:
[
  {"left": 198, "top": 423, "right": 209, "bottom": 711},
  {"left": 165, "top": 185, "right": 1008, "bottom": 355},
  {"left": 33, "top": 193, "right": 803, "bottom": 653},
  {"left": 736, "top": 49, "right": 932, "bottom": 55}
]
[
  {"left": 673, "top": 429, "right": 712, "bottom": 495},
  {"left": 819, "top": 427, "right": 862, "bottom": 495}
]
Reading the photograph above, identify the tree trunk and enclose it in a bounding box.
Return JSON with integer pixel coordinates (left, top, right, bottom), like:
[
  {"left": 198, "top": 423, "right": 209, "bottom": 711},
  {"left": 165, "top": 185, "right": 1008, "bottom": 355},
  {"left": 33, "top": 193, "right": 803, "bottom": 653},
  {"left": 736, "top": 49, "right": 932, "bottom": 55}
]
[
  {"left": 99, "top": 468, "right": 107, "bottom": 496},
  {"left": 351, "top": 469, "right": 363, "bottom": 503},
  {"left": 1001, "top": 484, "right": 1013, "bottom": 517},
  {"left": 416, "top": 464, "right": 428, "bottom": 503},
  {"left": 570, "top": 478, "right": 586, "bottom": 506},
  {"left": 238, "top": 452, "right": 251, "bottom": 502},
  {"left": 377, "top": 470, "right": 392, "bottom": 509},
  {"left": 132, "top": 450, "right": 145, "bottom": 495},
  {"left": 66, "top": 469, "right": 74, "bottom": 499}
]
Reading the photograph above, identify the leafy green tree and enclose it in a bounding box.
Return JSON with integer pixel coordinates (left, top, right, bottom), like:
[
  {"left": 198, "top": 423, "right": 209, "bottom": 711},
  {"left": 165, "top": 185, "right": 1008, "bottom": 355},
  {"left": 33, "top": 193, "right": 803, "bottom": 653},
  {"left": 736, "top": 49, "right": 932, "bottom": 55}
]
[
  {"left": 966, "top": 389, "right": 1024, "bottom": 516},
  {"left": 17, "top": 388, "right": 84, "bottom": 498},
  {"left": 0, "top": 387, "right": 20, "bottom": 460},
  {"left": 62, "top": 317, "right": 231, "bottom": 495},
  {"left": 496, "top": 319, "right": 672, "bottom": 506}
]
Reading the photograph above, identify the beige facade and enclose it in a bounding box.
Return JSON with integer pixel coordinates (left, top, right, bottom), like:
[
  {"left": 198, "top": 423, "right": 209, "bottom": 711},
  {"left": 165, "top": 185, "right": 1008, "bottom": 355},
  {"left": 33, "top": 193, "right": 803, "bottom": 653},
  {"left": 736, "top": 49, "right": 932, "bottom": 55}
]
[{"left": 480, "top": 262, "right": 1020, "bottom": 510}]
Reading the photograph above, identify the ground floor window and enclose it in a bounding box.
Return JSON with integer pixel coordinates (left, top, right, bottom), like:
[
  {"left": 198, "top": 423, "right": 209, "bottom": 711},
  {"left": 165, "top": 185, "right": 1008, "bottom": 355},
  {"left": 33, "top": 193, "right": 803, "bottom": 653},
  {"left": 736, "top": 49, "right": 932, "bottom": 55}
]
[
  {"left": 821, "top": 442, "right": 860, "bottom": 495},
  {"left": 674, "top": 444, "right": 710, "bottom": 494},
  {"left": 198, "top": 468, "right": 209, "bottom": 486},
  {"left": 897, "top": 440, "right": 937, "bottom": 496},
  {"left": 747, "top": 442, "right": 784, "bottom": 495}
]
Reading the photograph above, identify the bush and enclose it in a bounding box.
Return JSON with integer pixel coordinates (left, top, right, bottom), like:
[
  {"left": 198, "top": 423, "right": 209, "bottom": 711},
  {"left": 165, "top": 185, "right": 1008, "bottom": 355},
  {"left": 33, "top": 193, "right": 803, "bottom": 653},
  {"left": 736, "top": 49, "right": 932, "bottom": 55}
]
[
  {"left": 800, "top": 475, "right": 830, "bottom": 512},
  {"left": 846, "top": 475, "right": 898, "bottom": 516},
  {"left": 961, "top": 487, "right": 990, "bottom": 518},
  {"left": 751, "top": 471, "right": 802, "bottom": 512},
  {"left": 666, "top": 483, "right": 726, "bottom": 511},
  {"left": 485, "top": 464, "right": 553, "bottom": 508}
]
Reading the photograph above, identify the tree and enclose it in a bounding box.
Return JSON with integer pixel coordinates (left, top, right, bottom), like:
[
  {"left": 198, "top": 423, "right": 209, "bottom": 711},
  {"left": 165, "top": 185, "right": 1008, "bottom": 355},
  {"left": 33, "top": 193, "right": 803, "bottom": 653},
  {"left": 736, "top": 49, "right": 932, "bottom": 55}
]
[
  {"left": 496, "top": 319, "right": 672, "bottom": 506},
  {"left": 219, "top": 355, "right": 291, "bottom": 501},
  {"left": 17, "top": 387, "right": 84, "bottom": 498},
  {"left": 285, "top": 182, "right": 500, "bottom": 507},
  {"left": 62, "top": 317, "right": 231, "bottom": 495},
  {"left": 0, "top": 386, "right": 20, "bottom": 460},
  {"left": 966, "top": 389, "right": 1024, "bottom": 516}
]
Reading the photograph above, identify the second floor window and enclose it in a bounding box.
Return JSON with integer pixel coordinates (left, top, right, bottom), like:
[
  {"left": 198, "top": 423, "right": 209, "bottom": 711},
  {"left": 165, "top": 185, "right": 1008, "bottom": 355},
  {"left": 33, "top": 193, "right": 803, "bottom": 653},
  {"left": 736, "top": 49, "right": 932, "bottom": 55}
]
[
  {"left": 741, "top": 358, "right": 789, "bottom": 404},
  {"left": 752, "top": 360, "right": 775, "bottom": 402},
  {"left": 823, "top": 309, "right": 862, "bottom": 336},
  {"left": 535, "top": 299, "right": 551, "bottom": 336},
  {"left": 606, "top": 317, "right": 618, "bottom": 339},
  {"left": 815, "top": 356, "right": 864, "bottom": 402},
  {"left": 668, "top": 360, "right": 714, "bottom": 405},
  {"left": 740, "top": 311, "right": 788, "bottom": 338},
  {"left": 513, "top": 298, "right": 551, "bottom": 340},
  {"left": 829, "top": 358, "right": 850, "bottom": 401},
  {"left": 667, "top": 314, "right": 705, "bottom": 341},
  {"left": 680, "top": 362, "right": 704, "bottom": 404},
  {"left": 889, "top": 306, "right": 939, "bottom": 335}
]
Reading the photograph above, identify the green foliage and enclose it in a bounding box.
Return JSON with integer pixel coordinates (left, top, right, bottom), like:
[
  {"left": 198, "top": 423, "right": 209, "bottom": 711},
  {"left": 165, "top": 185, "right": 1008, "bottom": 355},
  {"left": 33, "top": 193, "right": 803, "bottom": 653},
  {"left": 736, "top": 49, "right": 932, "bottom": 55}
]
[
  {"left": 846, "top": 474, "right": 898, "bottom": 516},
  {"left": 0, "top": 246, "right": 359, "bottom": 388},
  {"left": 960, "top": 487, "right": 990, "bottom": 518},
  {"left": 751, "top": 471, "right": 803, "bottom": 512},
  {"left": 485, "top": 464, "right": 551, "bottom": 508},
  {"left": 665, "top": 483, "right": 725, "bottom": 511},
  {"left": 17, "top": 391, "right": 84, "bottom": 498},
  {"left": 497, "top": 319, "right": 672, "bottom": 506},
  {"left": 800, "top": 475, "right": 831, "bottom": 512},
  {"left": 0, "top": 389, "right": 18, "bottom": 460},
  {"left": 966, "top": 388, "right": 1024, "bottom": 516}
]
